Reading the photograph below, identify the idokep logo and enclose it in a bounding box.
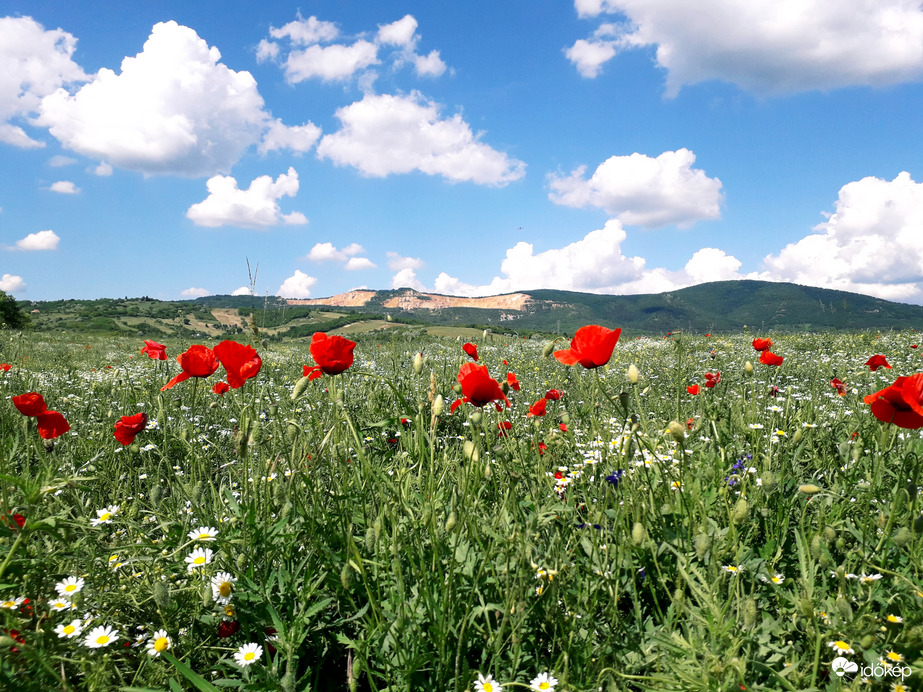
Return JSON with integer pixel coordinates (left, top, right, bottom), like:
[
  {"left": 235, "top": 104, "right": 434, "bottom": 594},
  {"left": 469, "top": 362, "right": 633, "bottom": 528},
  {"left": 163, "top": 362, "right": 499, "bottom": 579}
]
[{"left": 832, "top": 657, "right": 858, "bottom": 677}]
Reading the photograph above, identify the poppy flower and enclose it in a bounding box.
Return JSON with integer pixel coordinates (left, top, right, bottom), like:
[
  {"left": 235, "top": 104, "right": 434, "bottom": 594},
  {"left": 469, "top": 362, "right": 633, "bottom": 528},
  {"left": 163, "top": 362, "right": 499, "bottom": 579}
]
[
  {"left": 865, "top": 355, "right": 892, "bottom": 371},
  {"left": 303, "top": 332, "right": 356, "bottom": 381},
  {"left": 752, "top": 338, "right": 773, "bottom": 352},
  {"left": 687, "top": 385, "right": 700, "bottom": 395},
  {"left": 2, "top": 513, "right": 25, "bottom": 531},
  {"left": 554, "top": 325, "right": 621, "bottom": 368},
  {"left": 140, "top": 340, "right": 167, "bottom": 361},
  {"left": 704, "top": 372, "right": 721, "bottom": 388},
  {"left": 759, "top": 351, "right": 784, "bottom": 366},
  {"left": 462, "top": 343, "right": 479, "bottom": 361},
  {"left": 864, "top": 374, "right": 923, "bottom": 428},
  {"left": 213, "top": 381, "right": 230, "bottom": 396},
  {"left": 36, "top": 411, "right": 70, "bottom": 439},
  {"left": 161, "top": 345, "right": 220, "bottom": 390},
  {"left": 830, "top": 378, "right": 847, "bottom": 396},
  {"left": 545, "top": 389, "right": 563, "bottom": 400},
  {"left": 450, "top": 363, "right": 511, "bottom": 413},
  {"left": 12, "top": 392, "right": 47, "bottom": 417},
  {"left": 214, "top": 340, "right": 262, "bottom": 389},
  {"left": 0, "top": 364, "right": 10, "bottom": 372},
  {"left": 506, "top": 372, "right": 521, "bottom": 391},
  {"left": 528, "top": 398, "right": 548, "bottom": 417},
  {"left": 113, "top": 413, "right": 147, "bottom": 446},
  {"left": 217, "top": 620, "right": 241, "bottom": 638}
]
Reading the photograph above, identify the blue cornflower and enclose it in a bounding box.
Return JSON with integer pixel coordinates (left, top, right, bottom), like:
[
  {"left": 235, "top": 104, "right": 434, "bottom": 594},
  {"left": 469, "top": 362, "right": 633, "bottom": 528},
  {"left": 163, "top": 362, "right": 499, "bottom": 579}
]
[{"left": 605, "top": 469, "right": 624, "bottom": 487}]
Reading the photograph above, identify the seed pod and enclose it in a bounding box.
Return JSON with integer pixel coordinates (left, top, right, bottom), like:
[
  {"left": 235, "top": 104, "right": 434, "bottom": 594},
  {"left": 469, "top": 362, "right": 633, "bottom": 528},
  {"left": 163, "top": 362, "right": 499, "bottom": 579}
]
[
  {"left": 432, "top": 394, "right": 444, "bottom": 417},
  {"left": 627, "top": 364, "right": 640, "bottom": 384},
  {"left": 732, "top": 498, "right": 749, "bottom": 525},
  {"left": 444, "top": 511, "right": 457, "bottom": 533},
  {"left": 631, "top": 521, "right": 647, "bottom": 546},
  {"left": 412, "top": 352, "right": 424, "bottom": 376}
]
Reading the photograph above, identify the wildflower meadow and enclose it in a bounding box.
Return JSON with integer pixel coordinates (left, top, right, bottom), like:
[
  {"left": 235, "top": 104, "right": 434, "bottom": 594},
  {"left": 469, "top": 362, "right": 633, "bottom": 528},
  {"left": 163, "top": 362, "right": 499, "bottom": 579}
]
[{"left": 1, "top": 326, "right": 922, "bottom": 691}]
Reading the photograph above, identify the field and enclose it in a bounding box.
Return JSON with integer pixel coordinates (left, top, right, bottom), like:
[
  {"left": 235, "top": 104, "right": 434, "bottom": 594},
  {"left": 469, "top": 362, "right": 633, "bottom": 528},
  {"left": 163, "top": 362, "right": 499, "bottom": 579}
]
[{"left": 1, "top": 327, "right": 922, "bottom": 691}]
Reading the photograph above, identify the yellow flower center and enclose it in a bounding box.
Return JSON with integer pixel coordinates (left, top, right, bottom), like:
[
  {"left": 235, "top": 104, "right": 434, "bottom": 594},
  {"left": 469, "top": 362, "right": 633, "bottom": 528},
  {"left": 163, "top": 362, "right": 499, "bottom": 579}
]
[
  {"left": 154, "top": 637, "right": 169, "bottom": 652},
  {"left": 1, "top": 601, "right": 14, "bottom": 607},
  {"left": 63, "top": 625, "right": 75, "bottom": 635},
  {"left": 244, "top": 651, "right": 255, "bottom": 661},
  {"left": 771, "top": 576, "right": 782, "bottom": 583},
  {"left": 96, "top": 635, "right": 110, "bottom": 645},
  {"left": 100, "top": 512, "right": 111, "bottom": 521},
  {"left": 887, "top": 651, "right": 903, "bottom": 662},
  {"left": 484, "top": 685, "right": 493, "bottom": 692},
  {"left": 198, "top": 533, "right": 211, "bottom": 539},
  {"left": 834, "top": 640, "right": 849, "bottom": 650},
  {"left": 887, "top": 615, "right": 901, "bottom": 622},
  {"left": 224, "top": 605, "right": 235, "bottom": 617},
  {"left": 219, "top": 582, "right": 232, "bottom": 597},
  {"left": 539, "top": 684, "right": 550, "bottom": 691},
  {"left": 64, "top": 584, "right": 76, "bottom": 592},
  {"left": 194, "top": 556, "right": 206, "bottom": 565}
]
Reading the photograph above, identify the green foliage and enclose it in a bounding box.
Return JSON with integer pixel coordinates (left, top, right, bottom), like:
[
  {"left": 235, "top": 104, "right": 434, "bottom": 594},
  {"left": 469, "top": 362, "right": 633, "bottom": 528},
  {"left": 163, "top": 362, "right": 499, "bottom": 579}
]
[{"left": 0, "top": 291, "right": 27, "bottom": 329}]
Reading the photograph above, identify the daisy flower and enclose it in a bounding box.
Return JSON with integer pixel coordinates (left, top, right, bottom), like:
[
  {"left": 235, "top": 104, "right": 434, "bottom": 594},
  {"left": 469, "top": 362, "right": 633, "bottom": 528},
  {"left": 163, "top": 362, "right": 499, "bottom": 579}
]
[
  {"left": 0, "top": 596, "right": 25, "bottom": 610},
  {"left": 188, "top": 526, "right": 219, "bottom": 542},
  {"left": 760, "top": 573, "right": 785, "bottom": 585},
  {"left": 828, "top": 640, "right": 854, "bottom": 655},
  {"left": 529, "top": 672, "right": 558, "bottom": 691},
  {"left": 474, "top": 673, "right": 500, "bottom": 692},
  {"left": 859, "top": 573, "right": 883, "bottom": 584},
  {"left": 55, "top": 576, "right": 85, "bottom": 597},
  {"left": 84, "top": 624, "right": 119, "bottom": 648},
  {"left": 233, "top": 642, "right": 263, "bottom": 667},
  {"left": 722, "top": 565, "right": 742, "bottom": 575},
  {"left": 145, "top": 629, "right": 172, "bottom": 657},
  {"left": 884, "top": 651, "right": 904, "bottom": 663},
  {"left": 90, "top": 505, "right": 119, "bottom": 526},
  {"left": 211, "top": 571, "right": 237, "bottom": 605},
  {"left": 54, "top": 619, "right": 83, "bottom": 639},
  {"left": 184, "top": 547, "right": 214, "bottom": 572},
  {"left": 48, "top": 598, "right": 76, "bottom": 612}
]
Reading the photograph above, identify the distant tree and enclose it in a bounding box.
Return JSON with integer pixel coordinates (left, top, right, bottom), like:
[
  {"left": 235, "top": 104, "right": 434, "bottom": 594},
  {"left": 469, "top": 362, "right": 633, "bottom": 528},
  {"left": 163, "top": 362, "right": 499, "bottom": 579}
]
[{"left": 0, "top": 290, "right": 28, "bottom": 329}]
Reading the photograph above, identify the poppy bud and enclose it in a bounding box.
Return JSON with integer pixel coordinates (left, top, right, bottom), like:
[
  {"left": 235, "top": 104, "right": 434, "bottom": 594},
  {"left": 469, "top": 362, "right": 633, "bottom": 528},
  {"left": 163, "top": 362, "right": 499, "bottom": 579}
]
[
  {"left": 798, "top": 484, "right": 821, "bottom": 495},
  {"left": 893, "top": 527, "right": 912, "bottom": 547},
  {"left": 834, "top": 596, "right": 853, "bottom": 622},
  {"left": 412, "top": 352, "right": 423, "bottom": 376},
  {"left": 365, "top": 527, "right": 377, "bottom": 552},
  {"left": 462, "top": 440, "right": 479, "bottom": 462},
  {"left": 485, "top": 462, "right": 491, "bottom": 479},
  {"left": 822, "top": 526, "right": 836, "bottom": 544},
  {"left": 236, "top": 553, "right": 248, "bottom": 573},
  {"left": 860, "top": 634, "right": 876, "bottom": 650},
  {"left": 470, "top": 411, "right": 482, "bottom": 425},
  {"left": 666, "top": 421, "right": 685, "bottom": 443},
  {"left": 694, "top": 533, "right": 710, "bottom": 560},
  {"left": 744, "top": 361, "right": 754, "bottom": 375},
  {"left": 444, "top": 511, "right": 457, "bottom": 533},
  {"left": 153, "top": 581, "right": 170, "bottom": 609},
  {"left": 501, "top": 381, "right": 510, "bottom": 394},
  {"left": 809, "top": 535, "right": 823, "bottom": 558},
  {"left": 340, "top": 562, "right": 353, "bottom": 590},
  {"left": 631, "top": 521, "right": 647, "bottom": 545},
  {"left": 797, "top": 597, "right": 814, "bottom": 618},
  {"left": 452, "top": 383, "right": 462, "bottom": 394},
  {"left": 248, "top": 421, "right": 262, "bottom": 446},
  {"left": 432, "top": 395, "right": 444, "bottom": 417},
  {"left": 743, "top": 598, "right": 757, "bottom": 630},
  {"left": 291, "top": 376, "right": 310, "bottom": 401},
  {"left": 731, "top": 498, "right": 748, "bottom": 525},
  {"left": 627, "top": 364, "right": 640, "bottom": 384},
  {"left": 542, "top": 342, "right": 555, "bottom": 358},
  {"left": 792, "top": 428, "right": 803, "bottom": 444}
]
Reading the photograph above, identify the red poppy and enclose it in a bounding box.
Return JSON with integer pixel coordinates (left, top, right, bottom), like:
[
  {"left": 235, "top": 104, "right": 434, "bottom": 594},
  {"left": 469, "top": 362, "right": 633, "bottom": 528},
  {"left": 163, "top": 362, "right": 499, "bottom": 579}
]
[
  {"left": 704, "top": 372, "right": 721, "bottom": 388},
  {"left": 1, "top": 513, "right": 25, "bottom": 530},
  {"left": 506, "top": 372, "right": 521, "bottom": 391},
  {"left": 554, "top": 325, "right": 621, "bottom": 369},
  {"left": 864, "top": 374, "right": 923, "bottom": 428},
  {"left": 752, "top": 338, "right": 773, "bottom": 352},
  {"left": 217, "top": 620, "right": 241, "bottom": 638},
  {"left": 559, "top": 423, "right": 568, "bottom": 432},
  {"left": 214, "top": 340, "right": 262, "bottom": 389},
  {"left": 759, "top": 351, "right": 784, "bottom": 366},
  {"left": 140, "top": 340, "right": 167, "bottom": 361},
  {"left": 914, "top": 345, "right": 919, "bottom": 349},
  {"left": 36, "top": 411, "right": 70, "bottom": 439},
  {"left": 0, "top": 363, "right": 10, "bottom": 371},
  {"left": 686, "top": 418, "right": 696, "bottom": 430},
  {"left": 537, "top": 441, "right": 548, "bottom": 455},
  {"left": 528, "top": 398, "right": 548, "bottom": 417},
  {"left": 865, "top": 355, "right": 892, "bottom": 371},
  {"left": 450, "top": 363, "right": 511, "bottom": 413},
  {"left": 497, "top": 420, "right": 512, "bottom": 436},
  {"left": 545, "top": 389, "right": 563, "bottom": 400},
  {"left": 303, "top": 332, "right": 356, "bottom": 381},
  {"left": 686, "top": 385, "right": 700, "bottom": 395},
  {"left": 830, "top": 378, "right": 847, "bottom": 396},
  {"left": 462, "top": 343, "right": 479, "bottom": 361},
  {"left": 4, "top": 628, "right": 25, "bottom": 653},
  {"left": 161, "top": 345, "right": 220, "bottom": 390},
  {"left": 12, "top": 392, "right": 47, "bottom": 417},
  {"left": 113, "top": 412, "right": 147, "bottom": 446},
  {"left": 213, "top": 381, "right": 230, "bottom": 396}
]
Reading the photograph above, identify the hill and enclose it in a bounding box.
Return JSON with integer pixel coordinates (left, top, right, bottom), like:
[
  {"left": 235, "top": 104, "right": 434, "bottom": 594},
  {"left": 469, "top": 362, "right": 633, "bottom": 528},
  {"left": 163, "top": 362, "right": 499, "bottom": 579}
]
[{"left": 17, "top": 281, "right": 923, "bottom": 339}]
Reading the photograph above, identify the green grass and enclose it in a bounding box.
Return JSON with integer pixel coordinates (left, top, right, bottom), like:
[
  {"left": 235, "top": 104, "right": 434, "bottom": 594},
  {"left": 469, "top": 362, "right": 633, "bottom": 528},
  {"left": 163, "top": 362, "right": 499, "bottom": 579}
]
[{"left": 1, "top": 329, "right": 922, "bottom": 691}]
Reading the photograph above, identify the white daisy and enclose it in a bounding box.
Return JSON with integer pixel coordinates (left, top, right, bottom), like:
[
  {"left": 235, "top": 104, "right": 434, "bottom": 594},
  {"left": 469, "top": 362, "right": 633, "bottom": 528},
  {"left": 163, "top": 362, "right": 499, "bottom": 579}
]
[
  {"left": 90, "top": 505, "right": 119, "bottom": 526},
  {"left": 54, "top": 619, "right": 83, "bottom": 639},
  {"left": 233, "top": 642, "right": 263, "bottom": 667},
  {"left": 55, "top": 576, "right": 85, "bottom": 597},
  {"left": 84, "top": 624, "right": 119, "bottom": 648},
  {"left": 145, "top": 629, "right": 172, "bottom": 657},
  {"left": 474, "top": 673, "right": 500, "bottom": 692},
  {"left": 529, "top": 672, "right": 558, "bottom": 691},
  {"left": 188, "top": 526, "right": 219, "bottom": 542},
  {"left": 211, "top": 571, "right": 237, "bottom": 605},
  {"left": 0, "top": 596, "right": 25, "bottom": 610},
  {"left": 184, "top": 547, "right": 214, "bottom": 572},
  {"left": 48, "top": 598, "right": 76, "bottom": 612}
]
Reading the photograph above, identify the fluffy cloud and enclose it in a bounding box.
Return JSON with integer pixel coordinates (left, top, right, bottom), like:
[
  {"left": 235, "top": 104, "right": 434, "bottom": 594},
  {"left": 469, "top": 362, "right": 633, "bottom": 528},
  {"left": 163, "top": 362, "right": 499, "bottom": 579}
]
[
  {"left": 386, "top": 252, "right": 424, "bottom": 271},
  {"left": 259, "top": 119, "right": 322, "bottom": 155},
  {"left": 306, "top": 242, "right": 365, "bottom": 261},
  {"left": 548, "top": 149, "right": 722, "bottom": 228},
  {"left": 399, "top": 220, "right": 747, "bottom": 297},
  {"left": 277, "top": 269, "right": 317, "bottom": 298},
  {"left": 231, "top": 286, "right": 254, "bottom": 296},
  {"left": 317, "top": 91, "right": 525, "bottom": 185},
  {"left": 391, "top": 267, "right": 426, "bottom": 290},
  {"left": 0, "top": 16, "right": 87, "bottom": 148},
  {"left": 568, "top": 0, "right": 923, "bottom": 95},
  {"left": 761, "top": 172, "right": 923, "bottom": 301},
  {"left": 345, "top": 257, "right": 376, "bottom": 270},
  {"left": 0, "top": 274, "right": 26, "bottom": 293},
  {"left": 181, "top": 287, "right": 210, "bottom": 298},
  {"left": 93, "top": 162, "right": 113, "bottom": 176},
  {"left": 36, "top": 21, "right": 267, "bottom": 177},
  {"left": 48, "top": 155, "right": 77, "bottom": 167},
  {"left": 49, "top": 180, "right": 79, "bottom": 194},
  {"left": 564, "top": 25, "right": 619, "bottom": 78},
  {"left": 14, "top": 230, "right": 59, "bottom": 251},
  {"left": 259, "top": 14, "right": 445, "bottom": 83},
  {"left": 186, "top": 167, "right": 307, "bottom": 228}
]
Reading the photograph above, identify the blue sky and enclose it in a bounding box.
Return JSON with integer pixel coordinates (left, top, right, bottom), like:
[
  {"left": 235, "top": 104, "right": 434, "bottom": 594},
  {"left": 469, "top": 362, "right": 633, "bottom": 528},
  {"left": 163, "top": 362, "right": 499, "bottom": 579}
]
[{"left": 3, "top": 0, "right": 923, "bottom": 303}]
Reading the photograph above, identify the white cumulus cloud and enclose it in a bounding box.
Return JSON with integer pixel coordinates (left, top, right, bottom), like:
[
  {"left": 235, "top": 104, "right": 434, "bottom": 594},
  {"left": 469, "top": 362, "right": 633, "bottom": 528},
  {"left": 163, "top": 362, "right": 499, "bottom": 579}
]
[
  {"left": 259, "top": 118, "right": 322, "bottom": 154},
  {"left": 231, "top": 286, "right": 254, "bottom": 296},
  {"left": 181, "top": 287, "right": 210, "bottom": 298},
  {"left": 0, "top": 274, "right": 26, "bottom": 293},
  {"left": 186, "top": 167, "right": 307, "bottom": 229},
  {"left": 568, "top": 0, "right": 923, "bottom": 96},
  {"left": 307, "top": 242, "right": 365, "bottom": 261},
  {"left": 49, "top": 180, "right": 79, "bottom": 194},
  {"left": 317, "top": 91, "right": 525, "bottom": 186},
  {"left": 548, "top": 149, "right": 722, "bottom": 228},
  {"left": 761, "top": 171, "right": 923, "bottom": 302},
  {"left": 277, "top": 269, "right": 317, "bottom": 298},
  {"left": 36, "top": 21, "right": 267, "bottom": 177},
  {"left": 345, "top": 256, "right": 376, "bottom": 270},
  {"left": 0, "top": 16, "right": 87, "bottom": 149},
  {"left": 386, "top": 252, "right": 424, "bottom": 271},
  {"left": 15, "top": 230, "right": 60, "bottom": 251}
]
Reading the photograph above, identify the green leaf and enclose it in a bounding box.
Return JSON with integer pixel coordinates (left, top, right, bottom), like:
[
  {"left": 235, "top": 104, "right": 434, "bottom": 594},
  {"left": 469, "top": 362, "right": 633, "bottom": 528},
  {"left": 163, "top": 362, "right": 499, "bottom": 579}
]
[{"left": 162, "top": 651, "right": 222, "bottom": 692}]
